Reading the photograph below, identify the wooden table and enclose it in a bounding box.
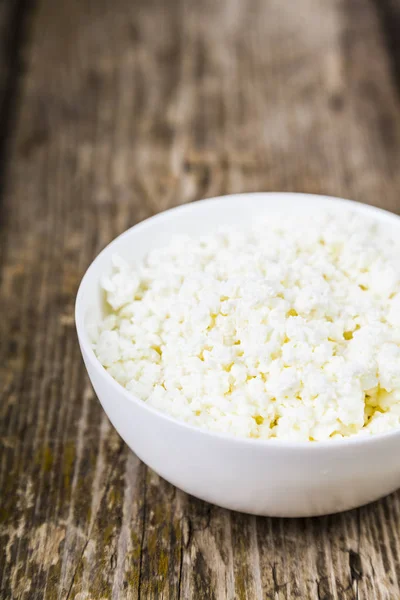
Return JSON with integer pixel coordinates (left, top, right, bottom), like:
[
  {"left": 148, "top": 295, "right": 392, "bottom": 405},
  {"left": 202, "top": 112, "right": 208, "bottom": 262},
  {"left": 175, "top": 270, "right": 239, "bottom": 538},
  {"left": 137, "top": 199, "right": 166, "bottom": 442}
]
[{"left": 1, "top": 0, "right": 400, "bottom": 598}]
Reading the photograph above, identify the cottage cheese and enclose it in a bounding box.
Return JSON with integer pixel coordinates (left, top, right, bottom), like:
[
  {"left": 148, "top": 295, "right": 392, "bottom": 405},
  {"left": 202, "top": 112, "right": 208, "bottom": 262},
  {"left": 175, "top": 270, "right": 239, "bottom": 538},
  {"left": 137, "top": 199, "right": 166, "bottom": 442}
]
[{"left": 93, "top": 211, "right": 400, "bottom": 441}]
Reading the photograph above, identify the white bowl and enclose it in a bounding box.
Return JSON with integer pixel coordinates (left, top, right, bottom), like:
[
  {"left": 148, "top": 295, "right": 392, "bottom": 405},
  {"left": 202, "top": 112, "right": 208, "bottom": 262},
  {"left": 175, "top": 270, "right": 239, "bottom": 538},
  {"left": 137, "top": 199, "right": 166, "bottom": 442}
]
[{"left": 75, "top": 192, "right": 400, "bottom": 517}]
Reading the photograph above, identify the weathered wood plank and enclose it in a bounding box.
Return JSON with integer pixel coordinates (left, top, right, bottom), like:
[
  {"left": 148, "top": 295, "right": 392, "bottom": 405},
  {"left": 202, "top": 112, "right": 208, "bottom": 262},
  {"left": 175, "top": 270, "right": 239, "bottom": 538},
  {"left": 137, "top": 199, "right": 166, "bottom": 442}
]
[
  {"left": 2, "top": 0, "right": 400, "bottom": 598},
  {"left": 372, "top": 0, "right": 400, "bottom": 98},
  {"left": 0, "top": 0, "right": 33, "bottom": 189},
  {"left": 0, "top": 0, "right": 13, "bottom": 105}
]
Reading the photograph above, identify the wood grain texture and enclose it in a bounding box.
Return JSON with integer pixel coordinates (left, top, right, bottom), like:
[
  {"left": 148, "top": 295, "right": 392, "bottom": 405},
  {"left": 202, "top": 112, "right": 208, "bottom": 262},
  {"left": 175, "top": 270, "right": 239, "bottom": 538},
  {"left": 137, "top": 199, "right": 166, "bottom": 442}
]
[
  {"left": 2, "top": 0, "right": 400, "bottom": 598},
  {"left": 0, "top": 0, "right": 13, "bottom": 103},
  {"left": 0, "top": 0, "right": 33, "bottom": 188}
]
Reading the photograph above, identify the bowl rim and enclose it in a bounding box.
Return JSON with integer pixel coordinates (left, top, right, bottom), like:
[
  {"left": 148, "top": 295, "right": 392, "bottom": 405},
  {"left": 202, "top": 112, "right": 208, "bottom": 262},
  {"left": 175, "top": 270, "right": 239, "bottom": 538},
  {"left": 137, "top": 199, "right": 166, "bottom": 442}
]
[{"left": 75, "top": 191, "right": 400, "bottom": 449}]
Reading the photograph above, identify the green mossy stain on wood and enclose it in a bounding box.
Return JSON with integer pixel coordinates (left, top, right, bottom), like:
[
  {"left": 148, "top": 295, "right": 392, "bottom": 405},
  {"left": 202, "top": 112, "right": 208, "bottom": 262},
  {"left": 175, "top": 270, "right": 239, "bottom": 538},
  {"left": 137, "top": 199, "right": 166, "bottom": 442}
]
[
  {"left": 41, "top": 446, "right": 53, "bottom": 472},
  {"left": 0, "top": 506, "right": 11, "bottom": 523},
  {"left": 63, "top": 442, "right": 76, "bottom": 491},
  {"left": 103, "top": 524, "right": 114, "bottom": 547}
]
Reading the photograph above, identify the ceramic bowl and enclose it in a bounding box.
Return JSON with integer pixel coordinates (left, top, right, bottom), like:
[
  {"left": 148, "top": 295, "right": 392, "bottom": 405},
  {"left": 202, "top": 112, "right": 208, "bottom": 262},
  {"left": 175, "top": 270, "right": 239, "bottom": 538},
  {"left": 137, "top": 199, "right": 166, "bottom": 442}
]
[{"left": 75, "top": 193, "right": 400, "bottom": 517}]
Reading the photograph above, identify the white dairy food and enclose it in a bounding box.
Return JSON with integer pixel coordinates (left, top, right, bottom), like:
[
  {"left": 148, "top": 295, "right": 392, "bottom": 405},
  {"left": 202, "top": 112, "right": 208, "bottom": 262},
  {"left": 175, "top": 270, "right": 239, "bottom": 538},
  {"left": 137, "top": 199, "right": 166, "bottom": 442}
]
[{"left": 93, "top": 211, "right": 400, "bottom": 441}]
